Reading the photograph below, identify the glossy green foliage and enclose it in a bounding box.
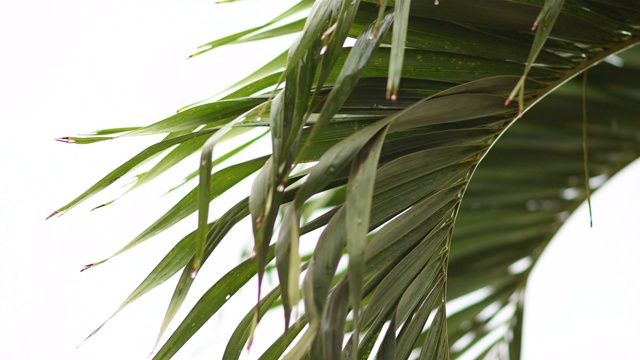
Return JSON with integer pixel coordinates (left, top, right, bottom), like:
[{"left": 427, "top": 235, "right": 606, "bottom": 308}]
[{"left": 54, "top": 1, "right": 640, "bottom": 359}]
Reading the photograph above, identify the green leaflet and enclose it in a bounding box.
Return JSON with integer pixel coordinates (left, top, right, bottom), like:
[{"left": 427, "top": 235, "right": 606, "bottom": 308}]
[
  {"left": 344, "top": 125, "right": 388, "bottom": 352},
  {"left": 507, "top": 0, "right": 566, "bottom": 110},
  {"left": 179, "top": 52, "right": 287, "bottom": 111},
  {"left": 274, "top": 12, "right": 393, "bottom": 333},
  {"left": 193, "top": 109, "right": 260, "bottom": 277},
  {"left": 58, "top": 2, "right": 640, "bottom": 359},
  {"left": 387, "top": 0, "right": 411, "bottom": 100},
  {"left": 152, "top": 247, "right": 276, "bottom": 360},
  {"left": 395, "top": 277, "right": 443, "bottom": 360},
  {"left": 224, "top": 287, "right": 283, "bottom": 359},
  {"left": 322, "top": 279, "right": 351, "bottom": 359},
  {"left": 420, "top": 305, "right": 449, "bottom": 360},
  {"left": 79, "top": 224, "right": 205, "bottom": 345},
  {"left": 376, "top": 315, "right": 396, "bottom": 360},
  {"left": 128, "top": 98, "right": 264, "bottom": 135},
  {"left": 298, "top": 13, "right": 393, "bottom": 160},
  {"left": 49, "top": 128, "right": 218, "bottom": 218},
  {"left": 165, "top": 130, "right": 268, "bottom": 194},
  {"left": 81, "top": 156, "right": 268, "bottom": 270},
  {"left": 189, "top": 0, "right": 314, "bottom": 58},
  {"left": 314, "top": 0, "right": 362, "bottom": 96}
]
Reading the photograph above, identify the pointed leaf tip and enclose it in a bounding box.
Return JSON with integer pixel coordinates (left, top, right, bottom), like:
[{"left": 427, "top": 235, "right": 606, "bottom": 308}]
[
  {"left": 45, "top": 211, "right": 59, "bottom": 220},
  {"left": 90, "top": 203, "right": 110, "bottom": 211},
  {"left": 55, "top": 137, "right": 75, "bottom": 144},
  {"left": 80, "top": 264, "right": 94, "bottom": 272},
  {"left": 80, "top": 259, "right": 106, "bottom": 272},
  {"left": 78, "top": 322, "right": 107, "bottom": 349}
]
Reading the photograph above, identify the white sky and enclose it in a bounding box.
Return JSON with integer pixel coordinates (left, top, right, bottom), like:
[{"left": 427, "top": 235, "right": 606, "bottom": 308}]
[{"left": 1, "top": 1, "right": 638, "bottom": 359}]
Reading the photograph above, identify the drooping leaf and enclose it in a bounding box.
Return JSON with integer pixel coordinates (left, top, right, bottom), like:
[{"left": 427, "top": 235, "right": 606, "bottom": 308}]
[
  {"left": 386, "top": 0, "right": 411, "bottom": 100},
  {"left": 58, "top": 2, "right": 640, "bottom": 360},
  {"left": 49, "top": 128, "right": 218, "bottom": 218},
  {"left": 507, "top": 0, "right": 566, "bottom": 110},
  {"left": 81, "top": 156, "right": 268, "bottom": 270},
  {"left": 344, "top": 125, "right": 388, "bottom": 349}
]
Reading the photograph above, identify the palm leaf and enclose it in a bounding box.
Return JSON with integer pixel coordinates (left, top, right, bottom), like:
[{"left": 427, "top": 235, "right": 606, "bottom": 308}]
[{"left": 53, "top": 1, "right": 640, "bottom": 359}]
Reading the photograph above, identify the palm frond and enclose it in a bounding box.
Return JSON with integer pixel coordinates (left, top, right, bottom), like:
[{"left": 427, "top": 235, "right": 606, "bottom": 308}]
[{"left": 53, "top": 1, "right": 640, "bottom": 359}]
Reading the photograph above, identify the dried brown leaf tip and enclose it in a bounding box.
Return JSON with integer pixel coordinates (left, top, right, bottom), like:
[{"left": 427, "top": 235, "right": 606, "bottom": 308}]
[
  {"left": 55, "top": 136, "right": 76, "bottom": 143},
  {"left": 80, "top": 263, "right": 96, "bottom": 272},
  {"left": 80, "top": 258, "right": 108, "bottom": 272},
  {"left": 45, "top": 210, "right": 60, "bottom": 220}
]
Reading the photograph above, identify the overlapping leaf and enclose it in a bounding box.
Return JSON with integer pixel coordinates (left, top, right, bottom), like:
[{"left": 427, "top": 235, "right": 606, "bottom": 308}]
[{"left": 53, "top": 1, "right": 640, "bottom": 359}]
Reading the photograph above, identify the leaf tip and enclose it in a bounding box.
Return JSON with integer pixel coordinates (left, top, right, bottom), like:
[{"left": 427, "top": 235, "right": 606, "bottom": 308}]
[
  {"left": 246, "top": 311, "right": 259, "bottom": 352},
  {"left": 45, "top": 211, "right": 59, "bottom": 220},
  {"left": 90, "top": 199, "right": 116, "bottom": 211},
  {"left": 80, "top": 263, "right": 94, "bottom": 272},
  {"left": 77, "top": 323, "right": 105, "bottom": 349},
  {"left": 81, "top": 259, "right": 106, "bottom": 272},
  {"left": 55, "top": 137, "right": 76, "bottom": 144},
  {"left": 148, "top": 345, "right": 157, "bottom": 359}
]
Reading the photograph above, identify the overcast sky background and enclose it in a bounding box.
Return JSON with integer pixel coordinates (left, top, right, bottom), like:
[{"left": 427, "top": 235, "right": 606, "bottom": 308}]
[{"left": 1, "top": 1, "right": 638, "bottom": 359}]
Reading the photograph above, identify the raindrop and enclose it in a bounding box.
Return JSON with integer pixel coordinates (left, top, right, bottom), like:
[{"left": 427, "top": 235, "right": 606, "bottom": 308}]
[
  {"left": 434, "top": 0, "right": 440, "bottom": 4},
  {"left": 225, "top": 294, "right": 231, "bottom": 300},
  {"left": 277, "top": 184, "right": 285, "bottom": 192}
]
